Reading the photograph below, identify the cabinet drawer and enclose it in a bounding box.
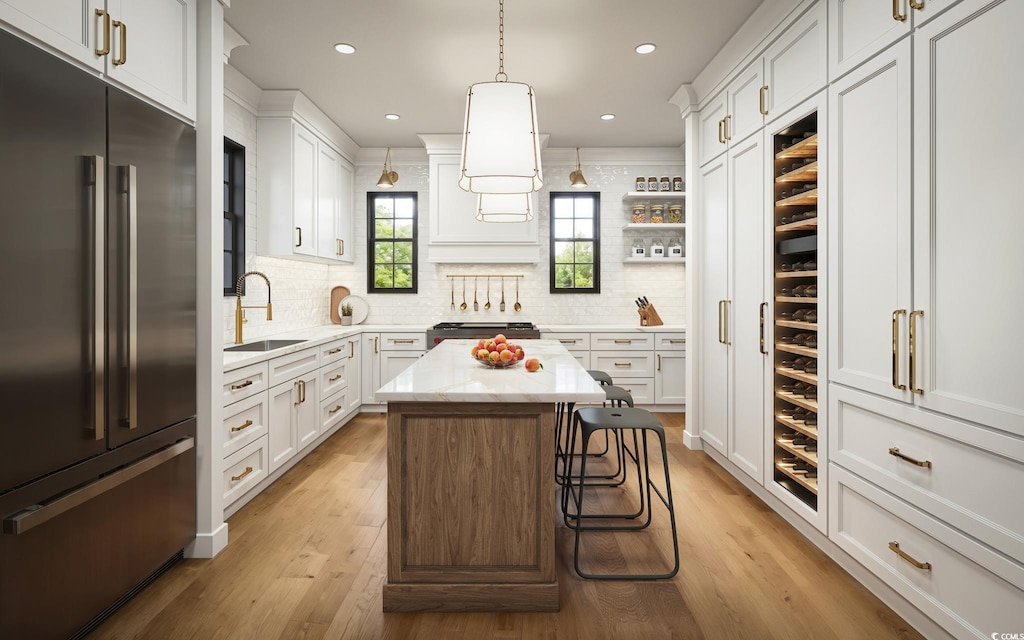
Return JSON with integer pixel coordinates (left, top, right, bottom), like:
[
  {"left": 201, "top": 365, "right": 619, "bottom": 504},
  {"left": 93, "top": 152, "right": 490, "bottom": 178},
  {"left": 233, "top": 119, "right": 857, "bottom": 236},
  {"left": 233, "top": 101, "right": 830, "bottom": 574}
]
[
  {"left": 381, "top": 332, "right": 426, "bottom": 351},
  {"left": 830, "top": 467, "right": 1024, "bottom": 639},
  {"left": 319, "top": 337, "right": 353, "bottom": 366},
  {"left": 223, "top": 362, "right": 269, "bottom": 405},
  {"left": 321, "top": 358, "right": 355, "bottom": 398},
  {"left": 223, "top": 435, "right": 268, "bottom": 507},
  {"left": 571, "top": 352, "right": 591, "bottom": 370},
  {"left": 268, "top": 347, "right": 319, "bottom": 387},
  {"left": 831, "top": 386, "right": 1024, "bottom": 564},
  {"left": 543, "top": 332, "right": 591, "bottom": 350},
  {"left": 610, "top": 378, "right": 654, "bottom": 405},
  {"left": 591, "top": 333, "right": 654, "bottom": 351},
  {"left": 654, "top": 332, "right": 686, "bottom": 351},
  {"left": 222, "top": 392, "right": 268, "bottom": 459},
  {"left": 591, "top": 351, "right": 655, "bottom": 377},
  {"left": 320, "top": 387, "right": 353, "bottom": 434}
]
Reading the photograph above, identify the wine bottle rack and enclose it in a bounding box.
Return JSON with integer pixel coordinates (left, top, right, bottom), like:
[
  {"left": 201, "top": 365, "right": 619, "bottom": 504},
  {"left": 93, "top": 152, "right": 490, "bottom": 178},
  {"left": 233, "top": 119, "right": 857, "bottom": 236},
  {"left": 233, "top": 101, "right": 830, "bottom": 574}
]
[{"left": 772, "top": 113, "right": 821, "bottom": 510}]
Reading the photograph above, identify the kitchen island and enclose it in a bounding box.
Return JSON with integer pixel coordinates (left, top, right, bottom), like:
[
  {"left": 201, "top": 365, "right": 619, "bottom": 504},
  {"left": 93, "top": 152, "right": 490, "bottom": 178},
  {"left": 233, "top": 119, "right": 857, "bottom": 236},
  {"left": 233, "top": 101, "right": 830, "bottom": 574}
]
[{"left": 375, "top": 339, "right": 605, "bottom": 612}]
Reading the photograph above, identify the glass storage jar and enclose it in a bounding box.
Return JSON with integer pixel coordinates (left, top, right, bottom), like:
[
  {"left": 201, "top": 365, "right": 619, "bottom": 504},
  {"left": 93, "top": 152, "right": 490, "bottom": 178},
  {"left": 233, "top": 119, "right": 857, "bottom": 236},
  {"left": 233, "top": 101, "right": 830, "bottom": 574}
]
[
  {"left": 631, "top": 239, "right": 647, "bottom": 258},
  {"left": 631, "top": 204, "right": 647, "bottom": 223},
  {"left": 650, "top": 204, "right": 665, "bottom": 224},
  {"left": 635, "top": 177, "right": 646, "bottom": 192},
  {"left": 647, "top": 176, "right": 658, "bottom": 192},
  {"left": 660, "top": 176, "right": 671, "bottom": 191},
  {"left": 650, "top": 238, "right": 665, "bottom": 257},
  {"left": 668, "top": 204, "right": 683, "bottom": 224},
  {"left": 672, "top": 176, "right": 684, "bottom": 192},
  {"left": 668, "top": 237, "right": 684, "bottom": 258}
]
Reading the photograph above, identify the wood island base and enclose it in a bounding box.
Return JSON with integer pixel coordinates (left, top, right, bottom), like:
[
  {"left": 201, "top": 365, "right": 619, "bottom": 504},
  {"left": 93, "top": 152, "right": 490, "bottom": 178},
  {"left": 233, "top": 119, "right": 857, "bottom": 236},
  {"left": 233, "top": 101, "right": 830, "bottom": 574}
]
[{"left": 384, "top": 401, "right": 558, "bottom": 613}]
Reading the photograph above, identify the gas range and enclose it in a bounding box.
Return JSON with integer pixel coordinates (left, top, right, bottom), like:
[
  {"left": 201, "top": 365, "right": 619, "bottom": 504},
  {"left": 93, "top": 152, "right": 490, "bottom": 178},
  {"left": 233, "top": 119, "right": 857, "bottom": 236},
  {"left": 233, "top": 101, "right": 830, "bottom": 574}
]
[{"left": 426, "top": 322, "right": 541, "bottom": 349}]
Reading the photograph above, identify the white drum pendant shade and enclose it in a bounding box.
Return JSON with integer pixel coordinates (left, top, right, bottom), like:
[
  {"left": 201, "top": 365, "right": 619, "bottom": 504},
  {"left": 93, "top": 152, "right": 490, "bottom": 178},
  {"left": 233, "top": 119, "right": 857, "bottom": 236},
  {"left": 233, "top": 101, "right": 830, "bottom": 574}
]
[
  {"left": 476, "top": 192, "right": 533, "bottom": 223},
  {"left": 459, "top": 81, "right": 543, "bottom": 194}
]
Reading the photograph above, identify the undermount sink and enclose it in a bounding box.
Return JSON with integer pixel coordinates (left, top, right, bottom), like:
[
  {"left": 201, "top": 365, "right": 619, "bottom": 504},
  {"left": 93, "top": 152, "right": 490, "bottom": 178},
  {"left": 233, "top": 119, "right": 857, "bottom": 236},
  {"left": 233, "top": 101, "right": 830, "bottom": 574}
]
[{"left": 225, "top": 339, "right": 307, "bottom": 352}]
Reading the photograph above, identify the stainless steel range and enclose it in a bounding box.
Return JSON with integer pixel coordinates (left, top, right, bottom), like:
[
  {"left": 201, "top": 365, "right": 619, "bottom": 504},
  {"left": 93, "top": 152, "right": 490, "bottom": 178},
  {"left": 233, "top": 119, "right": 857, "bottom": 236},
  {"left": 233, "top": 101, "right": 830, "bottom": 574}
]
[{"left": 427, "top": 322, "right": 541, "bottom": 349}]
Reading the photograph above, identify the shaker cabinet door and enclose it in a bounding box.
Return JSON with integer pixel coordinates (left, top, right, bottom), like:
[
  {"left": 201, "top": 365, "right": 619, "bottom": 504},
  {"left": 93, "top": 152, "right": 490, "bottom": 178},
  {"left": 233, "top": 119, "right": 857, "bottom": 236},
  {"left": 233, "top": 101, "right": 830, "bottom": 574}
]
[
  {"left": 698, "top": 156, "right": 729, "bottom": 455},
  {"left": 0, "top": 0, "right": 106, "bottom": 72}
]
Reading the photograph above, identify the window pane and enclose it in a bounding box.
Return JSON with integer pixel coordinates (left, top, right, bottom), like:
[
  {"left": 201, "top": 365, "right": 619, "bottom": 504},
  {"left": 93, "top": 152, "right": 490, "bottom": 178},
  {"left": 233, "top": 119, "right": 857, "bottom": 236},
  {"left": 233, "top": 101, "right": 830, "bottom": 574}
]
[
  {"left": 374, "top": 264, "right": 394, "bottom": 288},
  {"left": 375, "top": 198, "right": 394, "bottom": 218},
  {"left": 574, "top": 198, "right": 594, "bottom": 218},
  {"left": 395, "top": 220, "right": 414, "bottom": 238},
  {"left": 223, "top": 152, "right": 229, "bottom": 178},
  {"left": 223, "top": 252, "right": 233, "bottom": 291},
  {"left": 223, "top": 183, "right": 229, "bottom": 211},
  {"left": 394, "top": 241, "right": 413, "bottom": 263},
  {"left": 374, "top": 219, "right": 394, "bottom": 238},
  {"left": 553, "top": 198, "right": 575, "bottom": 218},
  {"left": 574, "top": 241, "right": 593, "bottom": 263},
  {"left": 575, "top": 264, "right": 594, "bottom": 289},
  {"left": 394, "top": 264, "right": 413, "bottom": 288},
  {"left": 374, "top": 241, "right": 394, "bottom": 264},
  {"left": 554, "top": 241, "right": 574, "bottom": 263},
  {"left": 553, "top": 219, "right": 573, "bottom": 239},
  {"left": 394, "top": 197, "right": 414, "bottom": 218},
  {"left": 554, "top": 264, "right": 573, "bottom": 289},
  {"left": 574, "top": 218, "right": 593, "bottom": 239},
  {"left": 223, "top": 218, "right": 233, "bottom": 251}
]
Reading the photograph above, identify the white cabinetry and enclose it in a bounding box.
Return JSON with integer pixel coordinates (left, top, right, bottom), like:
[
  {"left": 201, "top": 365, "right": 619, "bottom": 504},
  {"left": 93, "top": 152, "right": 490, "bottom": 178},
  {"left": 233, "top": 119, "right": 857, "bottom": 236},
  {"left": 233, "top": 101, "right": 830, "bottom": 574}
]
[
  {"left": 698, "top": 155, "right": 730, "bottom": 454},
  {"left": 725, "top": 60, "right": 765, "bottom": 145},
  {"left": 362, "top": 332, "right": 425, "bottom": 407},
  {"left": 762, "top": 1, "right": 826, "bottom": 122},
  {"left": 0, "top": 0, "right": 196, "bottom": 121},
  {"left": 698, "top": 92, "right": 730, "bottom": 167},
  {"left": 268, "top": 367, "right": 318, "bottom": 472},
  {"left": 316, "top": 144, "right": 353, "bottom": 262},
  {"left": 654, "top": 334, "right": 686, "bottom": 405}
]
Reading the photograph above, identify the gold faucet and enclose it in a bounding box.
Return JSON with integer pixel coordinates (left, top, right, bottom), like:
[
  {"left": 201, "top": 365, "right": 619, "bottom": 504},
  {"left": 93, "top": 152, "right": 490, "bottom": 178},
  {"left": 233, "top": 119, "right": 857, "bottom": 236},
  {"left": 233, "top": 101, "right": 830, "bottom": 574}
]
[{"left": 235, "top": 271, "right": 272, "bottom": 344}]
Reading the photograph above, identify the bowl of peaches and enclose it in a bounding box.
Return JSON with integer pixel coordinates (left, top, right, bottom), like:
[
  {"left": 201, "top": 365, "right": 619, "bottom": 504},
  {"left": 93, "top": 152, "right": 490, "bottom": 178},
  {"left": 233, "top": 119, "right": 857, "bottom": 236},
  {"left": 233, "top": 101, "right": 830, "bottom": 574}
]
[{"left": 470, "top": 333, "right": 543, "bottom": 372}]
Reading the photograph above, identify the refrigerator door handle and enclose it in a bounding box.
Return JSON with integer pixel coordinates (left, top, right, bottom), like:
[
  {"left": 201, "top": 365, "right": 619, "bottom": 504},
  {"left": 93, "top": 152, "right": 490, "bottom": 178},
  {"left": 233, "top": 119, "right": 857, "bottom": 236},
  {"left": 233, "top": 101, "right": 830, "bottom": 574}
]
[
  {"left": 90, "top": 156, "right": 105, "bottom": 440},
  {"left": 119, "top": 165, "right": 139, "bottom": 430},
  {"left": 2, "top": 437, "right": 194, "bottom": 535}
]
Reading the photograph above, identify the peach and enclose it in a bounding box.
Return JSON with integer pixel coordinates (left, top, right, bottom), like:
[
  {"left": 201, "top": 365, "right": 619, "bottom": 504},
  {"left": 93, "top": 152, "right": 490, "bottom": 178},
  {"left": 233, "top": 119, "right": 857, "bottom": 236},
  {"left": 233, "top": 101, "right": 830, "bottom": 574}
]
[
  {"left": 499, "top": 349, "right": 513, "bottom": 363},
  {"left": 471, "top": 345, "right": 481, "bottom": 357},
  {"left": 494, "top": 333, "right": 507, "bottom": 345},
  {"left": 524, "top": 358, "right": 543, "bottom": 372},
  {"left": 478, "top": 339, "right": 487, "bottom": 349},
  {"left": 514, "top": 348, "right": 524, "bottom": 359},
  {"left": 489, "top": 350, "right": 501, "bottom": 363}
]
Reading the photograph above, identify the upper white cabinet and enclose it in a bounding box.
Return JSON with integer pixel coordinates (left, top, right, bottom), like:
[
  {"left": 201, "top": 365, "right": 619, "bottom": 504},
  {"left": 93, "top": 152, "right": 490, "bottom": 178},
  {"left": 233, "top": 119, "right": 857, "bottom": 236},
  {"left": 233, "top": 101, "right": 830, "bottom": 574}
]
[
  {"left": 257, "top": 98, "right": 355, "bottom": 264},
  {"left": 0, "top": 0, "right": 196, "bottom": 121},
  {"left": 828, "top": 0, "right": 961, "bottom": 82},
  {"left": 725, "top": 60, "right": 765, "bottom": 146},
  {"left": 698, "top": 92, "right": 730, "bottom": 167},
  {"left": 762, "top": 1, "right": 826, "bottom": 123}
]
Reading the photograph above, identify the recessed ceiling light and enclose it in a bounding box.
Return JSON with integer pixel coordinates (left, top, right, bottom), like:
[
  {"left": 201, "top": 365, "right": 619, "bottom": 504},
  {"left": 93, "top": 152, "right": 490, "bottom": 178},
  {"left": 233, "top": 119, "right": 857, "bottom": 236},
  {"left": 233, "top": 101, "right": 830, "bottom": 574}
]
[
  {"left": 635, "top": 43, "right": 656, "bottom": 55},
  {"left": 333, "top": 43, "right": 356, "bottom": 54},
  {"left": 600, "top": 114, "right": 615, "bottom": 121},
  {"left": 385, "top": 114, "right": 400, "bottom": 120}
]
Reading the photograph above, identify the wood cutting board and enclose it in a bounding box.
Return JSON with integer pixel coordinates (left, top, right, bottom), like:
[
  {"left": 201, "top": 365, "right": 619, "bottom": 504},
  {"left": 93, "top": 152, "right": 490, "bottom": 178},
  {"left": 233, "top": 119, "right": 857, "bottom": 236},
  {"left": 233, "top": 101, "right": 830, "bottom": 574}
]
[{"left": 329, "top": 286, "right": 351, "bottom": 324}]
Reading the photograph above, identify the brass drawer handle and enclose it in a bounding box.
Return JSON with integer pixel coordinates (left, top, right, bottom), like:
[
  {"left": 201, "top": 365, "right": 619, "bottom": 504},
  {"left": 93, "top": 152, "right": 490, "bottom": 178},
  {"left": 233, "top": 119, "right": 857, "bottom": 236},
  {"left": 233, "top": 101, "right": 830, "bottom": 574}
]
[
  {"left": 349, "top": 341, "right": 355, "bottom": 358},
  {"left": 614, "top": 362, "right": 632, "bottom": 368},
  {"left": 230, "top": 380, "right": 253, "bottom": 390},
  {"left": 337, "top": 238, "right": 344, "bottom": 255},
  {"left": 657, "top": 354, "right": 662, "bottom": 372},
  {"left": 723, "top": 115, "right": 732, "bottom": 140},
  {"left": 909, "top": 0, "right": 924, "bottom": 9},
  {"left": 230, "top": 419, "right": 254, "bottom": 433},
  {"left": 231, "top": 466, "right": 254, "bottom": 482},
  {"left": 888, "top": 541, "right": 931, "bottom": 570},
  {"left": 613, "top": 339, "right": 632, "bottom": 344},
  {"left": 718, "top": 119, "right": 725, "bottom": 144},
  {"left": 95, "top": 9, "right": 111, "bottom": 56},
  {"left": 112, "top": 19, "right": 126, "bottom": 65},
  {"left": 327, "top": 347, "right": 343, "bottom": 355},
  {"left": 888, "top": 447, "right": 932, "bottom": 468},
  {"left": 329, "top": 374, "right": 342, "bottom": 382},
  {"left": 559, "top": 339, "right": 577, "bottom": 344},
  {"left": 668, "top": 339, "right": 684, "bottom": 344},
  {"left": 392, "top": 339, "right": 416, "bottom": 344},
  {"left": 328, "top": 405, "right": 343, "bottom": 414}
]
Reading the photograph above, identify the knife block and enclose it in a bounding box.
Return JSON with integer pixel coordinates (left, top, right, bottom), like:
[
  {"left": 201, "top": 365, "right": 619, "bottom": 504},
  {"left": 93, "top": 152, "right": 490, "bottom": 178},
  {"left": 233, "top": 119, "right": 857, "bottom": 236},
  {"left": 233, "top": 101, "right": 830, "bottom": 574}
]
[{"left": 638, "top": 303, "right": 664, "bottom": 327}]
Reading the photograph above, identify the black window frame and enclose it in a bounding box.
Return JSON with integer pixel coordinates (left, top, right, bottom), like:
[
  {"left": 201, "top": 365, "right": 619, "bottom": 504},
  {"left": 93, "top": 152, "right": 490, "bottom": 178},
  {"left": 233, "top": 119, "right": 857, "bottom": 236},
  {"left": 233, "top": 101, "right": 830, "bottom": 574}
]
[
  {"left": 223, "top": 138, "right": 246, "bottom": 296},
  {"left": 549, "top": 191, "right": 601, "bottom": 294},
  {"left": 367, "top": 191, "right": 419, "bottom": 294}
]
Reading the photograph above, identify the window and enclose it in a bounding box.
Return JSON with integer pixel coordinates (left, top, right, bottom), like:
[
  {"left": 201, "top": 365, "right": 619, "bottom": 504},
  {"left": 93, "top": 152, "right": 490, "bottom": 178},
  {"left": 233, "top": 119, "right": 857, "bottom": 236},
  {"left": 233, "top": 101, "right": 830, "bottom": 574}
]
[
  {"left": 550, "top": 192, "right": 600, "bottom": 293},
  {"left": 223, "top": 138, "right": 246, "bottom": 296},
  {"left": 368, "top": 192, "right": 418, "bottom": 293}
]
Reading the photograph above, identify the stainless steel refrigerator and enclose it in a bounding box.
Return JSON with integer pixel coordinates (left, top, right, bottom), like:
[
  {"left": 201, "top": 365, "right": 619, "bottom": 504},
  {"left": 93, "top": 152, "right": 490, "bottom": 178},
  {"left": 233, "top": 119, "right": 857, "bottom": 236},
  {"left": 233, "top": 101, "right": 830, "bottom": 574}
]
[{"left": 0, "top": 28, "right": 197, "bottom": 639}]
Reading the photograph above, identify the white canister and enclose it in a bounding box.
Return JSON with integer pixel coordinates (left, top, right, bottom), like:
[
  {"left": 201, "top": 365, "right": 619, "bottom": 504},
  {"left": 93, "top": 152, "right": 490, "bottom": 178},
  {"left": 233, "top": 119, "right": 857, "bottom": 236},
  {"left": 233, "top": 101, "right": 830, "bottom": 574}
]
[
  {"left": 650, "top": 239, "right": 665, "bottom": 258},
  {"left": 631, "top": 239, "right": 647, "bottom": 258},
  {"left": 668, "top": 237, "right": 683, "bottom": 258}
]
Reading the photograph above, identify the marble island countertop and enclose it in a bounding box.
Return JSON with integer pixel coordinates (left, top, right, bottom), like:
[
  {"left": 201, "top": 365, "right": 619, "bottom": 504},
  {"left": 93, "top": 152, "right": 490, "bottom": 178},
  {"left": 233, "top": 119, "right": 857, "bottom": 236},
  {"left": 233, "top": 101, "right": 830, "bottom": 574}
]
[{"left": 374, "top": 339, "right": 606, "bottom": 403}]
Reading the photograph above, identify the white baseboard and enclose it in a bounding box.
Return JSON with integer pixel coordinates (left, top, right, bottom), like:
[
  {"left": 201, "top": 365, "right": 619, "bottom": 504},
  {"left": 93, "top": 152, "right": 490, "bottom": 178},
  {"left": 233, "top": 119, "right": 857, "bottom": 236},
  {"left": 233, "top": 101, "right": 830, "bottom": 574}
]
[
  {"left": 186, "top": 521, "right": 229, "bottom": 559},
  {"left": 682, "top": 431, "right": 703, "bottom": 450}
]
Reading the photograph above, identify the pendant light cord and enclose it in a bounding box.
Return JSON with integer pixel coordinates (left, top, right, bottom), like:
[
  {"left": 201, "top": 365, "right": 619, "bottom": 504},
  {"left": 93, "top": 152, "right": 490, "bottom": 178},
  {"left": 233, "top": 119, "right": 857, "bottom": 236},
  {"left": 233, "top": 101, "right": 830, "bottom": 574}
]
[{"left": 495, "top": 0, "right": 507, "bottom": 82}]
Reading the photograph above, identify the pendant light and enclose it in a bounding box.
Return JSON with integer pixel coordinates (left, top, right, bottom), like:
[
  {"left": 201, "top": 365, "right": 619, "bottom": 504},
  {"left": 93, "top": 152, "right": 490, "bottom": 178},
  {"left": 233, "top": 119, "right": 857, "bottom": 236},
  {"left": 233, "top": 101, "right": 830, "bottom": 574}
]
[
  {"left": 376, "top": 147, "right": 398, "bottom": 189},
  {"left": 476, "top": 193, "right": 533, "bottom": 223},
  {"left": 569, "top": 147, "right": 588, "bottom": 189},
  {"left": 458, "top": 0, "right": 543, "bottom": 195}
]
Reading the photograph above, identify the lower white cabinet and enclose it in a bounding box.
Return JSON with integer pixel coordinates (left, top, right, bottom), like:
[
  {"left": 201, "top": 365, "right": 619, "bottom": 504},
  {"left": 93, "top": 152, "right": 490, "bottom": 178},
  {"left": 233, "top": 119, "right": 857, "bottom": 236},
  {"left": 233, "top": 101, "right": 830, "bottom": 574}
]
[
  {"left": 268, "top": 369, "right": 319, "bottom": 473},
  {"left": 613, "top": 379, "right": 654, "bottom": 405},
  {"left": 362, "top": 332, "right": 425, "bottom": 406},
  {"left": 320, "top": 387, "right": 353, "bottom": 434},
  {"left": 654, "top": 351, "right": 686, "bottom": 404},
  {"left": 223, "top": 436, "right": 268, "bottom": 507},
  {"left": 221, "top": 392, "right": 268, "bottom": 458}
]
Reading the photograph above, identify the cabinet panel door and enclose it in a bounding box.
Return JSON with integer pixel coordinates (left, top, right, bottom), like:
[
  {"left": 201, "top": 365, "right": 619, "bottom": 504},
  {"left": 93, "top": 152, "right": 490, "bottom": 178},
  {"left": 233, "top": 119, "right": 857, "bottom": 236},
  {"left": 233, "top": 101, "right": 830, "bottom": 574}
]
[
  {"left": 728, "top": 134, "right": 765, "bottom": 482},
  {"left": 726, "top": 60, "right": 764, "bottom": 145},
  {"left": 380, "top": 351, "right": 423, "bottom": 388},
  {"left": 296, "top": 372, "right": 319, "bottom": 451},
  {"left": 764, "top": 1, "right": 826, "bottom": 123},
  {"left": 316, "top": 142, "right": 340, "bottom": 261},
  {"left": 828, "top": 0, "right": 911, "bottom": 82},
  {"left": 912, "top": 0, "right": 1024, "bottom": 436},
  {"left": 654, "top": 352, "right": 686, "bottom": 404},
  {"left": 268, "top": 380, "right": 299, "bottom": 473},
  {"left": 698, "top": 92, "right": 729, "bottom": 168},
  {"left": 361, "top": 333, "right": 380, "bottom": 405},
  {"left": 104, "top": 0, "right": 196, "bottom": 121},
  {"left": 0, "top": 0, "right": 105, "bottom": 71},
  {"left": 345, "top": 338, "right": 361, "bottom": 413},
  {"left": 698, "top": 156, "right": 729, "bottom": 454},
  {"left": 336, "top": 160, "right": 354, "bottom": 262},
  {"left": 828, "top": 41, "right": 913, "bottom": 402},
  {"left": 291, "top": 123, "right": 317, "bottom": 257}
]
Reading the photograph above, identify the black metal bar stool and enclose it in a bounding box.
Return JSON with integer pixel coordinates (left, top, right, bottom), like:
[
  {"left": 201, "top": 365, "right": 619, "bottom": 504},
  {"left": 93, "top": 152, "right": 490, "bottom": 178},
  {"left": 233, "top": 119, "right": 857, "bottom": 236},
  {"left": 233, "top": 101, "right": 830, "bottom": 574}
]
[
  {"left": 554, "top": 370, "right": 616, "bottom": 485},
  {"left": 563, "top": 406, "right": 679, "bottom": 580},
  {"left": 555, "top": 383, "right": 633, "bottom": 489}
]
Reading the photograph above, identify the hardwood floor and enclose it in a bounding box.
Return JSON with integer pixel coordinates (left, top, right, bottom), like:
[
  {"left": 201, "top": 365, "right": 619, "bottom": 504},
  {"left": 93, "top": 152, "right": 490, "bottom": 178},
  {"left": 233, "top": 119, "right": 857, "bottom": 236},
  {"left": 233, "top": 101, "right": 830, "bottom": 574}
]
[{"left": 93, "top": 413, "right": 922, "bottom": 640}]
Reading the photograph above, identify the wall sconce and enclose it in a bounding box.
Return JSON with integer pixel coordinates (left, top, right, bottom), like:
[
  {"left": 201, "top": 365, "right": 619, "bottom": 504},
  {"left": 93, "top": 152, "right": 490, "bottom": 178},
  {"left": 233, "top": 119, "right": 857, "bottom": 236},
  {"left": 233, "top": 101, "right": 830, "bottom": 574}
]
[
  {"left": 377, "top": 147, "right": 398, "bottom": 189},
  {"left": 569, "top": 147, "right": 588, "bottom": 189}
]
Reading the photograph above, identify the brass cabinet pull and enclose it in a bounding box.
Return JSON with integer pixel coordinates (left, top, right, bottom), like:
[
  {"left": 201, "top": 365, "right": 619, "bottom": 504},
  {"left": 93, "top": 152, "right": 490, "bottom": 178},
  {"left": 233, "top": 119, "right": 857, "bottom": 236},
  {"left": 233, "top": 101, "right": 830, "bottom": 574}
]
[
  {"left": 669, "top": 339, "right": 684, "bottom": 344},
  {"left": 230, "top": 419, "right": 254, "bottom": 433},
  {"left": 329, "top": 374, "right": 342, "bottom": 382},
  {"left": 374, "top": 337, "right": 379, "bottom": 354},
  {"left": 337, "top": 238, "right": 344, "bottom": 255},
  {"left": 759, "top": 302, "right": 768, "bottom": 354},
  {"left": 296, "top": 227, "right": 302, "bottom": 247},
  {"left": 722, "top": 300, "right": 732, "bottom": 345},
  {"left": 888, "top": 541, "right": 931, "bottom": 570},
  {"left": 718, "top": 300, "right": 725, "bottom": 344},
  {"left": 718, "top": 119, "right": 725, "bottom": 144},
  {"left": 230, "top": 380, "right": 253, "bottom": 390},
  {"left": 909, "top": 0, "right": 925, "bottom": 9},
  {"left": 392, "top": 339, "right": 416, "bottom": 344},
  {"left": 614, "top": 362, "right": 632, "bottom": 368},
  {"left": 112, "top": 20, "right": 126, "bottom": 65},
  {"left": 657, "top": 354, "right": 662, "bottom": 372},
  {"left": 892, "top": 310, "right": 907, "bottom": 390},
  {"left": 231, "top": 466, "right": 254, "bottom": 483},
  {"left": 893, "top": 0, "right": 907, "bottom": 21},
  {"left": 301, "top": 380, "right": 307, "bottom": 404},
  {"left": 888, "top": 447, "right": 932, "bottom": 468},
  {"left": 723, "top": 115, "right": 732, "bottom": 140},
  {"left": 559, "top": 339, "right": 577, "bottom": 344},
  {"left": 328, "top": 405, "right": 343, "bottom": 415},
  {"left": 613, "top": 339, "right": 632, "bottom": 344},
  {"left": 293, "top": 380, "right": 302, "bottom": 406},
  {"left": 909, "top": 310, "right": 924, "bottom": 394},
  {"left": 349, "top": 340, "right": 355, "bottom": 358},
  {"left": 327, "top": 347, "right": 342, "bottom": 355},
  {"left": 95, "top": 9, "right": 111, "bottom": 56},
  {"left": 759, "top": 85, "right": 769, "bottom": 116}
]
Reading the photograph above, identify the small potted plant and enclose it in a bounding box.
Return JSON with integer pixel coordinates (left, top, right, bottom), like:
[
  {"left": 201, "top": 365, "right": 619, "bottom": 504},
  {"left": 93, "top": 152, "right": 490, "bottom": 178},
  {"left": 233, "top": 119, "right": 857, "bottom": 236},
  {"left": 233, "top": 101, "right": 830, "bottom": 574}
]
[{"left": 340, "top": 302, "right": 354, "bottom": 325}]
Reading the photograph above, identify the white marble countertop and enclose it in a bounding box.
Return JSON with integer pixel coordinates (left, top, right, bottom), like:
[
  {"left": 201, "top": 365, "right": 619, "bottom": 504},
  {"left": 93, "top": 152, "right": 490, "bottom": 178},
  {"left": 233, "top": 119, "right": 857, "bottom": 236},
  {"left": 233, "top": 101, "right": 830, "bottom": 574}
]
[
  {"left": 538, "top": 324, "right": 685, "bottom": 333},
  {"left": 374, "top": 339, "right": 607, "bottom": 403}
]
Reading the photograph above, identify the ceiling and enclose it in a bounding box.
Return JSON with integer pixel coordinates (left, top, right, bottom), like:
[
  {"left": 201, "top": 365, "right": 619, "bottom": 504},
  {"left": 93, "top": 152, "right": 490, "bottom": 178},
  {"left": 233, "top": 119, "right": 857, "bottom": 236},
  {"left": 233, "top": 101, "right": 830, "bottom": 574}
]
[{"left": 224, "top": 0, "right": 763, "bottom": 149}]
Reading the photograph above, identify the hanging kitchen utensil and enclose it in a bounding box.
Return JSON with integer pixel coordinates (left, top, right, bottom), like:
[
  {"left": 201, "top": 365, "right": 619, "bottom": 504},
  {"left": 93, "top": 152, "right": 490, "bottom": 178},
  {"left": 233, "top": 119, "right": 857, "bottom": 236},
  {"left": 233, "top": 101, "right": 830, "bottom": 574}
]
[
  {"left": 500, "top": 278, "right": 506, "bottom": 312},
  {"left": 450, "top": 278, "right": 455, "bottom": 310},
  {"left": 484, "top": 277, "right": 491, "bottom": 310},
  {"left": 473, "top": 277, "right": 479, "bottom": 311},
  {"left": 460, "top": 277, "right": 468, "bottom": 310},
  {"left": 514, "top": 277, "right": 522, "bottom": 312}
]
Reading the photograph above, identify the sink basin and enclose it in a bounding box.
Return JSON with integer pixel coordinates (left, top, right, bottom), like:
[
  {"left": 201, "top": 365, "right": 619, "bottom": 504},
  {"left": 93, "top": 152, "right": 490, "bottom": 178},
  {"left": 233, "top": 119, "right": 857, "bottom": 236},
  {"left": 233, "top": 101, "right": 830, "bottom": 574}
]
[{"left": 225, "top": 339, "right": 307, "bottom": 352}]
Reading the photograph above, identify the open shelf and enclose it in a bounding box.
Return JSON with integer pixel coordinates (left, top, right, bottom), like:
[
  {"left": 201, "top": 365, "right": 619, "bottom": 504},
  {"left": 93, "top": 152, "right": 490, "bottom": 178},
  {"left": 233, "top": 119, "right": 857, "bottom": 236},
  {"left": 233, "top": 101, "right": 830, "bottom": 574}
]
[
  {"left": 776, "top": 438, "right": 819, "bottom": 466},
  {"left": 775, "top": 462, "right": 818, "bottom": 494},
  {"left": 775, "top": 414, "right": 818, "bottom": 439},
  {"left": 776, "top": 296, "right": 818, "bottom": 304},
  {"left": 776, "top": 367, "right": 818, "bottom": 385},
  {"left": 775, "top": 343, "right": 818, "bottom": 358},
  {"left": 775, "top": 319, "right": 818, "bottom": 331},
  {"left": 775, "top": 188, "right": 819, "bottom": 207},
  {"left": 622, "top": 257, "right": 686, "bottom": 264},
  {"left": 776, "top": 160, "right": 819, "bottom": 183},
  {"left": 775, "top": 217, "right": 818, "bottom": 232},
  {"left": 776, "top": 390, "right": 818, "bottom": 413},
  {"left": 623, "top": 191, "right": 686, "bottom": 202},
  {"left": 775, "top": 133, "right": 819, "bottom": 160},
  {"left": 775, "top": 270, "right": 818, "bottom": 279},
  {"left": 622, "top": 223, "right": 686, "bottom": 230}
]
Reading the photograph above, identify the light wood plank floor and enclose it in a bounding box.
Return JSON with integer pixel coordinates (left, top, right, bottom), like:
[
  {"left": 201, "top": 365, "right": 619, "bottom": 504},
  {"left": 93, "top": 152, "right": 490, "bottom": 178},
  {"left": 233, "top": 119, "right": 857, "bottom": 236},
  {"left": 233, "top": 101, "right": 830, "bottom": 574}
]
[{"left": 93, "top": 413, "right": 922, "bottom": 640}]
